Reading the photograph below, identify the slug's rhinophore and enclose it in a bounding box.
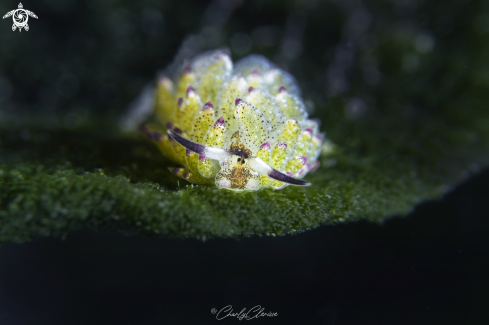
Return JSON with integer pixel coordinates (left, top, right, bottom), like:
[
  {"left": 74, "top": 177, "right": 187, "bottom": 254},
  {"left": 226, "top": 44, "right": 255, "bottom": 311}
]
[{"left": 141, "top": 49, "right": 324, "bottom": 191}]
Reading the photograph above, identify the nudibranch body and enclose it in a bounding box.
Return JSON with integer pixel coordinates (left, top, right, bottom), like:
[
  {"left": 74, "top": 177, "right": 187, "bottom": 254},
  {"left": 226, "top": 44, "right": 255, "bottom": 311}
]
[{"left": 142, "top": 49, "right": 324, "bottom": 191}]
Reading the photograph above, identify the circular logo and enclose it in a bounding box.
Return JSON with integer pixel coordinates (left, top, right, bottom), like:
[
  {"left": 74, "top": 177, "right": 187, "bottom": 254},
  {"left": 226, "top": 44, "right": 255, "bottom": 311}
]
[{"left": 13, "top": 10, "right": 28, "bottom": 28}]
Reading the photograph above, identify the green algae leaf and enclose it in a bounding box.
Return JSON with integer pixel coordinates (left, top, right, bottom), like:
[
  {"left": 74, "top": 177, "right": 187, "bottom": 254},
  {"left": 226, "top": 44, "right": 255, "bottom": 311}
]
[{"left": 1, "top": 87, "right": 488, "bottom": 244}]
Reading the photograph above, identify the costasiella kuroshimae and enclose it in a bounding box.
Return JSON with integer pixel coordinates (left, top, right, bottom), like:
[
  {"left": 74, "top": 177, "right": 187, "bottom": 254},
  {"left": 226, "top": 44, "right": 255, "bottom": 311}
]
[{"left": 140, "top": 49, "right": 325, "bottom": 191}]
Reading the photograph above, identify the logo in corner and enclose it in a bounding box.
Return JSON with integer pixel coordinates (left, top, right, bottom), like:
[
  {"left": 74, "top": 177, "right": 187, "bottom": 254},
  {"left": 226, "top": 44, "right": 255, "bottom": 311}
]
[{"left": 2, "top": 3, "right": 38, "bottom": 32}]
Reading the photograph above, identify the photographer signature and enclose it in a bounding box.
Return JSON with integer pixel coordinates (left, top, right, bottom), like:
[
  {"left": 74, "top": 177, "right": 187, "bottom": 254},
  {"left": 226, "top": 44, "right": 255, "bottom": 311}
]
[{"left": 211, "top": 305, "right": 278, "bottom": 320}]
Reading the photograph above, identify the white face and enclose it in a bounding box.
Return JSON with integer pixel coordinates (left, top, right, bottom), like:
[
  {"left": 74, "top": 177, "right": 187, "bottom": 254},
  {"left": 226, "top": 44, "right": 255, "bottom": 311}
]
[{"left": 214, "top": 154, "right": 261, "bottom": 191}]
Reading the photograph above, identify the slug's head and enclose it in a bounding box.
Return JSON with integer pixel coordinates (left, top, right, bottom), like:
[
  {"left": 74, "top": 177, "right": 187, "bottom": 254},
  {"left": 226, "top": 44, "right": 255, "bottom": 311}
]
[{"left": 167, "top": 128, "right": 310, "bottom": 191}]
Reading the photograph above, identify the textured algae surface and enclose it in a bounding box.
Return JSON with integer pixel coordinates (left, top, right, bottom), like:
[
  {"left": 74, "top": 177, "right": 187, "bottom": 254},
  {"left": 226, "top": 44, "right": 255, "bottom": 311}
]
[
  {"left": 1, "top": 92, "right": 487, "bottom": 243},
  {"left": 1, "top": 1, "right": 489, "bottom": 242}
]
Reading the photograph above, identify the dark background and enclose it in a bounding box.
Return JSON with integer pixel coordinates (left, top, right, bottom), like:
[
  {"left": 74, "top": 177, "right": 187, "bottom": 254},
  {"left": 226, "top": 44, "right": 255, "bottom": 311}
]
[{"left": 1, "top": 0, "right": 489, "bottom": 324}]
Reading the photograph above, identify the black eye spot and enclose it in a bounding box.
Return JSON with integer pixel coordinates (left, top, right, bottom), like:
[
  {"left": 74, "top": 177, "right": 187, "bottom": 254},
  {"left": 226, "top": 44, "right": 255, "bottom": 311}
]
[
  {"left": 242, "top": 159, "right": 245, "bottom": 164},
  {"left": 237, "top": 157, "right": 241, "bottom": 162}
]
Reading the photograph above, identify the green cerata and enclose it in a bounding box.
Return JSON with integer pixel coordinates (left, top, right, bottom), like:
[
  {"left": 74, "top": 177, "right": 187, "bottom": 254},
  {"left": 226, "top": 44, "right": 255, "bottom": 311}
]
[{"left": 140, "top": 49, "right": 327, "bottom": 191}]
